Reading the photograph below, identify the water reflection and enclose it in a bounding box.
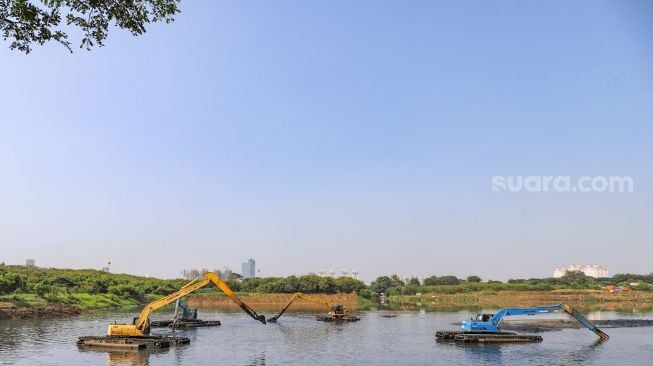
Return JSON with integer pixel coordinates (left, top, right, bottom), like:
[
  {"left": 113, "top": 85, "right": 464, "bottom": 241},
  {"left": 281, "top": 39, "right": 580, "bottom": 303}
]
[
  {"left": 557, "top": 339, "right": 605, "bottom": 366},
  {"left": 461, "top": 344, "right": 504, "bottom": 365},
  {"left": 246, "top": 352, "right": 266, "bottom": 366},
  {"left": 77, "top": 346, "right": 169, "bottom": 366},
  {"left": 1, "top": 310, "right": 651, "bottom": 366}
]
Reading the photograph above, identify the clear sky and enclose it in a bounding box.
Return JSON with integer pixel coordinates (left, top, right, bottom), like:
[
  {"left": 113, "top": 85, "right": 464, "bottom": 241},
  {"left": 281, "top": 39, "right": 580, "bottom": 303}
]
[{"left": 1, "top": 0, "right": 651, "bottom": 281}]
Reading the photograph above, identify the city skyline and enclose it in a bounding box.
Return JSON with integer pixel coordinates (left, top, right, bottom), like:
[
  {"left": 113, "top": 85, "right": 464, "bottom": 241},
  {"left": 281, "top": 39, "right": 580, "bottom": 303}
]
[{"left": 0, "top": 256, "right": 636, "bottom": 283}]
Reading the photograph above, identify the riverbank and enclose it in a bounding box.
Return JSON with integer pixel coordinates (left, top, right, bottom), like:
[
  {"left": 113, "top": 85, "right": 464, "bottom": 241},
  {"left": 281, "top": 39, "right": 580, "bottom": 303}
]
[
  {"left": 0, "top": 293, "right": 140, "bottom": 319},
  {"left": 387, "top": 290, "right": 653, "bottom": 312},
  {"left": 4, "top": 289, "right": 651, "bottom": 319},
  {"left": 0, "top": 303, "right": 81, "bottom": 319},
  {"left": 187, "top": 293, "right": 358, "bottom": 311}
]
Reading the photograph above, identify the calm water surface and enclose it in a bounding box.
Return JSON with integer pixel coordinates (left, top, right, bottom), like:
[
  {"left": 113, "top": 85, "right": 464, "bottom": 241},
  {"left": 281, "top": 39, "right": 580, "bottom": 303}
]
[{"left": 1, "top": 309, "right": 652, "bottom": 365}]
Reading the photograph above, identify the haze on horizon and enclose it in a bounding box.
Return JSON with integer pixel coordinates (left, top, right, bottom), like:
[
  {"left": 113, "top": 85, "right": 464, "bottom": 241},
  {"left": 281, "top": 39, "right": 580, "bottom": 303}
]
[{"left": 1, "top": 1, "right": 651, "bottom": 282}]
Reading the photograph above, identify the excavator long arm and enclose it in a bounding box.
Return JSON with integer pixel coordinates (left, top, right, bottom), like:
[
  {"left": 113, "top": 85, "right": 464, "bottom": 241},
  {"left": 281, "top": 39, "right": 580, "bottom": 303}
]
[
  {"left": 268, "top": 292, "right": 332, "bottom": 322},
  {"left": 203, "top": 272, "right": 266, "bottom": 324},
  {"left": 109, "top": 272, "right": 264, "bottom": 336},
  {"left": 134, "top": 276, "right": 211, "bottom": 330},
  {"left": 464, "top": 303, "right": 609, "bottom": 340},
  {"left": 563, "top": 304, "right": 610, "bottom": 340}
]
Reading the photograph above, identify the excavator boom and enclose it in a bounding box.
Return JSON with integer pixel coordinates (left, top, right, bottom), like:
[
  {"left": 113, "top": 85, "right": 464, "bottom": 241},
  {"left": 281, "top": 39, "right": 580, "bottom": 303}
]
[
  {"left": 203, "top": 272, "right": 266, "bottom": 324},
  {"left": 268, "top": 292, "right": 341, "bottom": 322},
  {"left": 108, "top": 272, "right": 265, "bottom": 336},
  {"left": 269, "top": 292, "right": 332, "bottom": 322},
  {"left": 563, "top": 304, "right": 610, "bottom": 340}
]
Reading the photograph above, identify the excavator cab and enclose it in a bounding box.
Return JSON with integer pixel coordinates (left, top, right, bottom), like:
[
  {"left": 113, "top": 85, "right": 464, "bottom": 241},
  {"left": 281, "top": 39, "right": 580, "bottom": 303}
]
[
  {"left": 187, "top": 308, "right": 198, "bottom": 320},
  {"left": 268, "top": 292, "right": 360, "bottom": 322},
  {"left": 473, "top": 314, "right": 493, "bottom": 322},
  {"left": 330, "top": 305, "right": 347, "bottom": 317}
]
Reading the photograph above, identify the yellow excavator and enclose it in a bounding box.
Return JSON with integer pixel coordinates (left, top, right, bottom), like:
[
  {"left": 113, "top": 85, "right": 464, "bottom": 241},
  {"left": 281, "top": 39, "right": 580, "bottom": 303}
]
[
  {"left": 268, "top": 292, "right": 360, "bottom": 322},
  {"left": 108, "top": 272, "right": 266, "bottom": 337}
]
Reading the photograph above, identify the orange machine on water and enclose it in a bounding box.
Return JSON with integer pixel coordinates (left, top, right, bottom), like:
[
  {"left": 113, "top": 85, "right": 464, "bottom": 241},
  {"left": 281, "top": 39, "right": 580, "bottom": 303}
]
[{"left": 268, "top": 292, "right": 360, "bottom": 322}]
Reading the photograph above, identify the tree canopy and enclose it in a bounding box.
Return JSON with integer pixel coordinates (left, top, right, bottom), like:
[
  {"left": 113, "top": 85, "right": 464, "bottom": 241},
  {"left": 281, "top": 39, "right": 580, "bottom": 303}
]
[{"left": 0, "top": 0, "right": 180, "bottom": 53}]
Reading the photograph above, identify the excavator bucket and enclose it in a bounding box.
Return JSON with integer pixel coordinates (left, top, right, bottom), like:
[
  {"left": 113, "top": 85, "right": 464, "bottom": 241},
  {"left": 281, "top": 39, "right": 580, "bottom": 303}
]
[{"left": 563, "top": 304, "right": 610, "bottom": 341}]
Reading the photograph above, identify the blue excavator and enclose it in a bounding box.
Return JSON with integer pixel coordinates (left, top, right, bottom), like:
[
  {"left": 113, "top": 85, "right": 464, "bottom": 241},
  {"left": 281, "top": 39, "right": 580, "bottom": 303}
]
[{"left": 437, "top": 303, "right": 609, "bottom": 343}]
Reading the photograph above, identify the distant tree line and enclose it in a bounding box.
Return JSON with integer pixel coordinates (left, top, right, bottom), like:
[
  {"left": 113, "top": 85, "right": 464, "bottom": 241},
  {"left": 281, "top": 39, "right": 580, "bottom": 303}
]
[
  {"left": 0, "top": 265, "right": 186, "bottom": 299},
  {"left": 0, "top": 265, "right": 366, "bottom": 301},
  {"left": 1, "top": 264, "right": 651, "bottom": 303},
  {"left": 366, "top": 271, "right": 653, "bottom": 297},
  {"left": 224, "top": 274, "right": 366, "bottom": 294}
]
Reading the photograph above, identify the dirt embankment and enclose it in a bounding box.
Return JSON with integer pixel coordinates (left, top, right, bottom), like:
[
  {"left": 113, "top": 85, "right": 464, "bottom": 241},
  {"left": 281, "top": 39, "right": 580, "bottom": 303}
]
[
  {"left": 187, "top": 293, "right": 357, "bottom": 311},
  {"left": 394, "top": 290, "right": 653, "bottom": 311},
  {"left": 0, "top": 303, "right": 81, "bottom": 319}
]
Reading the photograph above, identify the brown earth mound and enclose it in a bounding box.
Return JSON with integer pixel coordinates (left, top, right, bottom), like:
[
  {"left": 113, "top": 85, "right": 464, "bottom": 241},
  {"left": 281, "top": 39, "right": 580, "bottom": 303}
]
[
  {"left": 0, "top": 303, "right": 81, "bottom": 319},
  {"left": 187, "top": 293, "right": 357, "bottom": 311}
]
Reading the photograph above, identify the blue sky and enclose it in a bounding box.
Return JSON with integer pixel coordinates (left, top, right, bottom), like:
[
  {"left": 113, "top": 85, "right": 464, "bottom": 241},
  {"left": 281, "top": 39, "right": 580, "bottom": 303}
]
[{"left": 1, "top": 0, "right": 651, "bottom": 281}]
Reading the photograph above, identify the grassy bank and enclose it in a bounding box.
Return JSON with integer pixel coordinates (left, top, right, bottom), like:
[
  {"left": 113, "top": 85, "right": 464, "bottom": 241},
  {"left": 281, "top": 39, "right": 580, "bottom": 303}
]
[
  {"left": 0, "top": 265, "right": 366, "bottom": 318},
  {"left": 386, "top": 290, "right": 653, "bottom": 312},
  {"left": 0, "top": 293, "right": 139, "bottom": 310},
  {"left": 2, "top": 264, "right": 652, "bottom": 319},
  {"left": 0, "top": 264, "right": 186, "bottom": 317}
]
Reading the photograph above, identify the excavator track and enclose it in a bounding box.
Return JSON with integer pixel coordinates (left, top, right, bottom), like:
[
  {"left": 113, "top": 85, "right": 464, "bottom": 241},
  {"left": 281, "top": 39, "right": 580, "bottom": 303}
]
[
  {"left": 77, "top": 335, "right": 190, "bottom": 349},
  {"left": 315, "top": 315, "right": 361, "bottom": 322},
  {"left": 435, "top": 331, "right": 541, "bottom": 343},
  {"left": 151, "top": 319, "right": 222, "bottom": 328}
]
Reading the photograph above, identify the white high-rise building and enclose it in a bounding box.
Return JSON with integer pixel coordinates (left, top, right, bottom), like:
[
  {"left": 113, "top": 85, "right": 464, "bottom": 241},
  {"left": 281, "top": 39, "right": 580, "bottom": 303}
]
[
  {"left": 553, "top": 264, "right": 609, "bottom": 278},
  {"left": 553, "top": 267, "right": 567, "bottom": 278}
]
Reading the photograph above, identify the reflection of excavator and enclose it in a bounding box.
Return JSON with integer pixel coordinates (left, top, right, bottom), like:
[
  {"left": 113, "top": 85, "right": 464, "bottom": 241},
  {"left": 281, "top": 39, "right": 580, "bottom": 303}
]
[
  {"left": 436, "top": 303, "right": 609, "bottom": 343},
  {"left": 268, "top": 292, "right": 360, "bottom": 322},
  {"left": 107, "top": 272, "right": 265, "bottom": 337}
]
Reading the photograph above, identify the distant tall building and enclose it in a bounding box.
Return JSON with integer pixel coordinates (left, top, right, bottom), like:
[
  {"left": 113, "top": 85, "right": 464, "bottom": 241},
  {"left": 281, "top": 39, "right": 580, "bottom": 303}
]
[
  {"left": 553, "top": 264, "right": 609, "bottom": 278},
  {"left": 182, "top": 268, "right": 202, "bottom": 280},
  {"left": 25, "top": 259, "right": 35, "bottom": 267},
  {"left": 181, "top": 267, "right": 232, "bottom": 280},
  {"left": 241, "top": 259, "right": 256, "bottom": 279},
  {"left": 318, "top": 267, "right": 359, "bottom": 279},
  {"left": 216, "top": 267, "right": 233, "bottom": 280}
]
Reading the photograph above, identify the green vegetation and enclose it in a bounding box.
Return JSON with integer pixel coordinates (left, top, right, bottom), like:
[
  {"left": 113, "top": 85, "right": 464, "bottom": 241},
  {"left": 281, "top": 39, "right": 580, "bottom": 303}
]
[
  {"left": 0, "top": 265, "right": 367, "bottom": 313},
  {"left": 0, "top": 0, "right": 180, "bottom": 53},
  {"left": 369, "top": 271, "right": 653, "bottom": 296},
  {"left": 234, "top": 274, "right": 366, "bottom": 294},
  {"left": 1, "top": 262, "right": 650, "bottom": 315},
  {"left": 0, "top": 264, "right": 187, "bottom": 310}
]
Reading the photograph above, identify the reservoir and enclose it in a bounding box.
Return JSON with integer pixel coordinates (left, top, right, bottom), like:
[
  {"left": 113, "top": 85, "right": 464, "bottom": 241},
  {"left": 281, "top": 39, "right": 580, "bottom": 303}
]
[{"left": 1, "top": 309, "right": 651, "bottom": 365}]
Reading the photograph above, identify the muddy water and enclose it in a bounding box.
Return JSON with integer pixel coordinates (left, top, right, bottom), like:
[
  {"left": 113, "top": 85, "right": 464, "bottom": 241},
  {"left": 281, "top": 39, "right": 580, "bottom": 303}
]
[{"left": 1, "top": 309, "right": 652, "bottom": 365}]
